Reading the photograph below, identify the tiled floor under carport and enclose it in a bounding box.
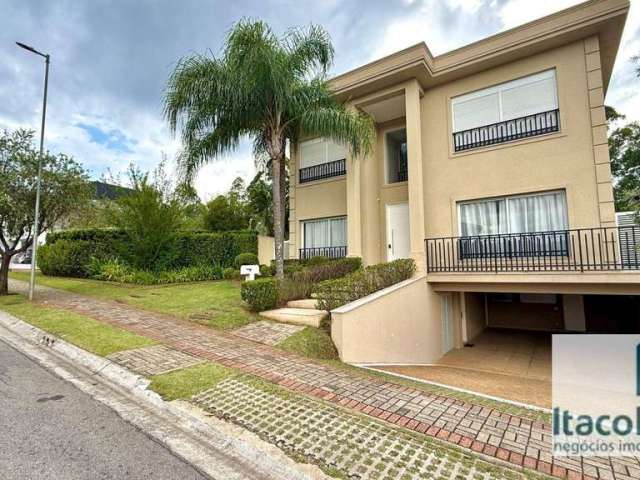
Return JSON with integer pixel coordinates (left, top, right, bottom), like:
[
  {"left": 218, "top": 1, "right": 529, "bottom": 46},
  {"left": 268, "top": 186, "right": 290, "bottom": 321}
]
[{"left": 373, "top": 329, "right": 552, "bottom": 408}]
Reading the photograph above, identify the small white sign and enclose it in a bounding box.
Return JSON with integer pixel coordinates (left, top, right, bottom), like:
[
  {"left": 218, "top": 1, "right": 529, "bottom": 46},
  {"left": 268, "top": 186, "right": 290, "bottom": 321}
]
[{"left": 240, "top": 264, "right": 261, "bottom": 281}]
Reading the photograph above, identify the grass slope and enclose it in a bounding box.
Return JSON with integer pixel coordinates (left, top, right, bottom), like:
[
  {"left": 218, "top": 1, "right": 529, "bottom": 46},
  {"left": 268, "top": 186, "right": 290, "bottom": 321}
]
[
  {"left": 0, "top": 294, "right": 156, "bottom": 356},
  {"left": 9, "top": 272, "right": 258, "bottom": 330}
]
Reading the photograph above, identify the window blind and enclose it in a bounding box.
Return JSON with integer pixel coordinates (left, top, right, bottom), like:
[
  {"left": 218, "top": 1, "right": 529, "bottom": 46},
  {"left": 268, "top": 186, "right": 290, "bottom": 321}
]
[
  {"left": 452, "top": 69, "right": 557, "bottom": 132},
  {"left": 300, "top": 138, "right": 347, "bottom": 168}
]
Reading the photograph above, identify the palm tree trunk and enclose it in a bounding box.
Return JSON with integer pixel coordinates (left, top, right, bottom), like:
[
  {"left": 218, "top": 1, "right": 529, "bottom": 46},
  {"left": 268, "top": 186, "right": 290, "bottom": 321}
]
[{"left": 272, "top": 154, "right": 285, "bottom": 279}]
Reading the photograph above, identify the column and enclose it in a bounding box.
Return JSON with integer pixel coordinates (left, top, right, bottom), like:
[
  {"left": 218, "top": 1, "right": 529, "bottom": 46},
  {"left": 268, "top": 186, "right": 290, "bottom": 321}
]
[
  {"left": 404, "top": 79, "right": 427, "bottom": 273},
  {"left": 584, "top": 35, "right": 615, "bottom": 227},
  {"left": 346, "top": 148, "right": 363, "bottom": 259}
]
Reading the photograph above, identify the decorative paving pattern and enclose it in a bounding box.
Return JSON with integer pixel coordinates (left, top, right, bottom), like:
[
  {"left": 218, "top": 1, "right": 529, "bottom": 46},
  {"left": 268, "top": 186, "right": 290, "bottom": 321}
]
[
  {"left": 10, "top": 279, "right": 640, "bottom": 480},
  {"left": 107, "top": 344, "right": 204, "bottom": 376},
  {"left": 232, "top": 320, "right": 304, "bottom": 346},
  {"left": 194, "top": 378, "right": 544, "bottom": 480}
]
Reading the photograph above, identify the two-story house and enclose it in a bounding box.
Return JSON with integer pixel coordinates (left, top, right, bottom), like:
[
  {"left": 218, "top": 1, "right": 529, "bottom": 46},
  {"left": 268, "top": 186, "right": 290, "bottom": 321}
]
[{"left": 289, "top": 0, "right": 636, "bottom": 398}]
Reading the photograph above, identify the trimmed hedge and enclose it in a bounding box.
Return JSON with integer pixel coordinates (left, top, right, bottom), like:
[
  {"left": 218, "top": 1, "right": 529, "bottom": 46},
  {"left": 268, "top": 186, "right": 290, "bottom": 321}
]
[
  {"left": 41, "top": 228, "right": 258, "bottom": 277},
  {"left": 240, "top": 257, "right": 363, "bottom": 311},
  {"left": 38, "top": 239, "right": 98, "bottom": 278},
  {"left": 240, "top": 278, "right": 279, "bottom": 312},
  {"left": 234, "top": 252, "right": 259, "bottom": 269},
  {"left": 315, "top": 258, "right": 416, "bottom": 311}
]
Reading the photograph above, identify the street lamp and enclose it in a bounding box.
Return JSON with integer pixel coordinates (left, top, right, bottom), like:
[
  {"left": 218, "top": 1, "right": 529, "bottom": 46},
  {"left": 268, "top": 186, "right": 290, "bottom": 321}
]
[{"left": 16, "top": 41, "right": 50, "bottom": 301}]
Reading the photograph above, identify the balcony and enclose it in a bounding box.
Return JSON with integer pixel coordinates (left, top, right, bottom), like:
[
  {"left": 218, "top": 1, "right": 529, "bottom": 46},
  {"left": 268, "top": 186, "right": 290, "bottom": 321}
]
[
  {"left": 453, "top": 109, "right": 560, "bottom": 153},
  {"left": 425, "top": 226, "right": 640, "bottom": 273},
  {"left": 299, "top": 246, "right": 347, "bottom": 260},
  {"left": 299, "top": 158, "right": 346, "bottom": 184}
]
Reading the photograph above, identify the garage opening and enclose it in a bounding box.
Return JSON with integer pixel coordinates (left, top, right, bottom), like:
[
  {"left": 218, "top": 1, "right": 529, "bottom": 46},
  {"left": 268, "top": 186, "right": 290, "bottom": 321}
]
[{"left": 376, "top": 292, "right": 640, "bottom": 409}]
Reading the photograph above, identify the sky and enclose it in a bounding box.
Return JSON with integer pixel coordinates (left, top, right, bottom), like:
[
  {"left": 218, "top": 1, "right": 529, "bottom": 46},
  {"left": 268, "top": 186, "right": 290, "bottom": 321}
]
[{"left": 2, "top": 0, "right": 639, "bottom": 201}]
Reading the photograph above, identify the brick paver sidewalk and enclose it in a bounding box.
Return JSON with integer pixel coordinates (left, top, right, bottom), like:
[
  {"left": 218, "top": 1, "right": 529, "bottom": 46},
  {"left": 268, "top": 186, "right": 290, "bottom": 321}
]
[{"left": 9, "top": 280, "right": 640, "bottom": 480}]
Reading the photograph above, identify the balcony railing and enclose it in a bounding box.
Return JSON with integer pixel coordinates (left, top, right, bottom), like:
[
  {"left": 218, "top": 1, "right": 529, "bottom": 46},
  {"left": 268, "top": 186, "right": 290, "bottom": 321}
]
[
  {"left": 299, "top": 159, "right": 346, "bottom": 184},
  {"left": 453, "top": 109, "right": 560, "bottom": 152},
  {"left": 426, "top": 226, "right": 640, "bottom": 273},
  {"left": 299, "top": 246, "right": 347, "bottom": 260}
]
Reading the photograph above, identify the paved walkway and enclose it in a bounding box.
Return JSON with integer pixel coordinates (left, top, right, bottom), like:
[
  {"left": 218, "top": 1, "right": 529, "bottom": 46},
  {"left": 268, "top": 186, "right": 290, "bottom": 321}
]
[{"left": 8, "top": 280, "right": 640, "bottom": 480}]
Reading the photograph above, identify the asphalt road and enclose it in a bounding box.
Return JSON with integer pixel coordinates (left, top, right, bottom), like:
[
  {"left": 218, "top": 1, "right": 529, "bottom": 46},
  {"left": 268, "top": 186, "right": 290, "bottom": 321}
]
[{"left": 0, "top": 339, "right": 208, "bottom": 480}]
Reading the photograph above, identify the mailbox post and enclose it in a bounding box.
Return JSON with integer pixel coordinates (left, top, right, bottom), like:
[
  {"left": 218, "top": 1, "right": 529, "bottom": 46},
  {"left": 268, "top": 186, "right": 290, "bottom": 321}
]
[{"left": 240, "top": 265, "right": 261, "bottom": 281}]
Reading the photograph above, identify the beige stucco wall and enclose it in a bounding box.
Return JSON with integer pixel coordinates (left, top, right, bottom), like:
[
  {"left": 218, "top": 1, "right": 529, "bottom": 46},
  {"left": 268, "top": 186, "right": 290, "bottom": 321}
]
[
  {"left": 463, "top": 292, "right": 486, "bottom": 342},
  {"left": 422, "top": 40, "right": 601, "bottom": 239},
  {"left": 331, "top": 276, "right": 445, "bottom": 364},
  {"left": 563, "top": 294, "right": 587, "bottom": 331},
  {"left": 257, "top": 235, "right": 275, "bottom": 265}
]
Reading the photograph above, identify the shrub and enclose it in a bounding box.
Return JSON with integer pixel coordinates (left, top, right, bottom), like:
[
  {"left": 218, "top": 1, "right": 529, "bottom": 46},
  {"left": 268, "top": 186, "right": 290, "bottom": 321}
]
[
  {"left": 240, "top": 278, "right": 279, "bottom": 312},
  {"left": 316, "top": 258, "right": 415, "bottom": 311},
  {"left": 38, "top": 239, "right": 100, "bottom": 277},
  {"left": 92, "top": 258, "right": 134, "bottom": 283},
  {"left": 304, "top": 256, "right": 331, "bottom": 267},
  {"left": 89, "top": 258, "right": 223, "bottom": 285},
  {"left": 234, "top": 252, "right": 259, "bottom": 269},
  {"left": 277, "top": 257, "right": 363, "bottom": 302},
  {"left": 42, "top": 228, "right": 258, "bottom": 277},
  {"left": 292, "top": 257, "right": 361, "bottom": 284},
  {"left": 223, "top": 267, "right": 241, "bottom": 281},
  {"left": 259, "top": 264, "right": 273, "bottom": 277}
]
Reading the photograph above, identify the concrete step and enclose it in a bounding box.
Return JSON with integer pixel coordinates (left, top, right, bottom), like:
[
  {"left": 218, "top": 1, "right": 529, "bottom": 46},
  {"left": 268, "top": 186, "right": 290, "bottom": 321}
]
[
  {"left": 286, "top": 299, "right": 319, "bottom": 310},
  {"left": 259, "top": 308, "right": 328, "bottom": 328}
]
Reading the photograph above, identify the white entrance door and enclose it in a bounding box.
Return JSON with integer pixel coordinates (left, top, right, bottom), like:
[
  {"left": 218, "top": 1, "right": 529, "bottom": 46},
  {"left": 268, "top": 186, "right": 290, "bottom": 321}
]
[
  {"left": 385, "top": 202, "right": 410, "bottom": 261},
  {"left": 441, "top": 293, "right": 454, "bottom": 354}
]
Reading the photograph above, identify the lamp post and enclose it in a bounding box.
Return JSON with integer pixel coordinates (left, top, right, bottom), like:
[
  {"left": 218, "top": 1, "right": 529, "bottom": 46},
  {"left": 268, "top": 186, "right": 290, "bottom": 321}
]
[{"left": 16, "top": 42, "right": 50, "bottom": 301}]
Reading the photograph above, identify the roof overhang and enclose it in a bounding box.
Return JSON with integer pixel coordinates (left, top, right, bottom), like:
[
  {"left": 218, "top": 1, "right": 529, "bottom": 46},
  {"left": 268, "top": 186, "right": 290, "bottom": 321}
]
[{"left": 330, "top": 0, "right": 629, "bottom": 102}]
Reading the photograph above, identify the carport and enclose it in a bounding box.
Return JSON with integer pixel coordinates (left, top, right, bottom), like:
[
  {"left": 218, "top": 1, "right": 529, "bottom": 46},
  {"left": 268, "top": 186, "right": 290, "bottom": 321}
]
[{"left": 374, "top": 293, "right": 640, "bottom": 409}]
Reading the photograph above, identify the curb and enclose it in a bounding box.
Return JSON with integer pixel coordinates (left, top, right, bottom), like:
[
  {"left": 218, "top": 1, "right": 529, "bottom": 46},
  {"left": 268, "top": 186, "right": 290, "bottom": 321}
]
[{"left": 0, "top": 311, "right": 324, "bottom": 480}]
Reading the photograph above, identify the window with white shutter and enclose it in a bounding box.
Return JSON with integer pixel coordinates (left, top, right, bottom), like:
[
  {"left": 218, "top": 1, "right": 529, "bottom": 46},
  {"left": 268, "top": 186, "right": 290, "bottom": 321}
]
[{"left": 451, "top": 70, "right": 559, "bottom": 151}]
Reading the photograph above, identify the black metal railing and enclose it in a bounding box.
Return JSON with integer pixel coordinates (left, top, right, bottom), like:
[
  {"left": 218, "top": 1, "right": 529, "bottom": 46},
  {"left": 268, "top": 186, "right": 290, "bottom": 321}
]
[
  {"left": 397, "top": 163, "right": 408, "bottom": 182},
  {"left": 299, "top": 246, "right": 347, "bottom": 260},
  {"left": 299, "top": 159, "right": 346, "bottom": 184},
  {"left": 453, "top": 109, "right": 560, "bottom": 152},
  {"left": 426, "top": 226, "right": 640, "bottom": 273}
]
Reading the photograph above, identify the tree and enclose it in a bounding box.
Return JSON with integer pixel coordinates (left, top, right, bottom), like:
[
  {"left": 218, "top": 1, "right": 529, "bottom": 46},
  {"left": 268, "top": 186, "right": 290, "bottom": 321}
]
[
  {"left": 164, "top": 20, "right": 374, "bottom": 278},
  {"left": 203, "top": 194, "right": 249, "bottom": 231},
  {"left": 0, "top": 129, "right": 90, "bottom": 295},
  {"left": 609, "top": 121, "right": 640, "bottom": 211},
  {"left": 108, "top": 165, "right": 185, "bottom": 271},
  {"left": 247, "top": 171, "right": 274, "bottom": 235}
]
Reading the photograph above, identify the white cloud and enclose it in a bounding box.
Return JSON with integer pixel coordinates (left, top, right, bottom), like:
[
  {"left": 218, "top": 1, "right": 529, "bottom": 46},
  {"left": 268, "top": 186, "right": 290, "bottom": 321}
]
[{"left": 498, "top": 0, "right": 582, "bottom": 30}]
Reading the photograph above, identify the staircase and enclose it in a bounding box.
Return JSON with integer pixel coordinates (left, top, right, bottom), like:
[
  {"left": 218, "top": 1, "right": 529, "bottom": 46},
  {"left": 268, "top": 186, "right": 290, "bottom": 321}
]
[{"left": 259, "top": 299, "right": 327, "bottom": 328}]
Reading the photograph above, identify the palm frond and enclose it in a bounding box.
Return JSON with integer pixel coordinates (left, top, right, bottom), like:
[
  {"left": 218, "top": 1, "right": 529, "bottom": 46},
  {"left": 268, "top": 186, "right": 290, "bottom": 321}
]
[{"left": 298, "top": 106, "right": 375, "bottom": 158}]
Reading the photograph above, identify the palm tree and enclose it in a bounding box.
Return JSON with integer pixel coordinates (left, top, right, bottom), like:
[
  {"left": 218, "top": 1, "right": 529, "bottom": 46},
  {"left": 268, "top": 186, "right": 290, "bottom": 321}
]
[{"left": 164, "top": 20, "right": 374, "bottom": 278}]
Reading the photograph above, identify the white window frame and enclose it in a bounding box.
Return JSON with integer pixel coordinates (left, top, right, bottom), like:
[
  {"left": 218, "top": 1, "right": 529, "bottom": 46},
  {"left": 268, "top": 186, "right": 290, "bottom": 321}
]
[
  {"left": 451, "top": 69, "right": 558, "bottom": 132},
  {"left": 301, "top": 215, "right": 348, "bottom": 249},
  {"left": 457, "top": 189, "right": 568, "bottom": 236},
  {"left": 299, "top": 137, "right": 347, "bottom": 169},
  {"left": 383, "top": 126, "right": 408, "bottom": 185}
]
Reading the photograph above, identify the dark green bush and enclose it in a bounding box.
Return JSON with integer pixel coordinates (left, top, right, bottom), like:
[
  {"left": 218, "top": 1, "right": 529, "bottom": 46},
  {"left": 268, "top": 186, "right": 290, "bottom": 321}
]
[
  {"left": 38, "top": 239, "right": 101, "bottom": 277},
  {"left": 42, "top": 228, "right": 258, "bottom": 277},
  {"left": 223, "top": 267, "right": 241, "bottom": 280},
  {"left": 278, "top": 257, "right": 363, "bottom": 301},
  {"left": 234, "top": 252, "right": 259, "bottom": 269},
  {"left": 241, "top": 278, "right": 279, "bottom": 312},
  {"left": 259, "top": 264, "right": 273, "bottom": 277},
  {"left": 304, "top": 256, "right": 331, "bottom": 267},
  {"left": 315, "top": 258, "right": 415, "bottom": 311}
]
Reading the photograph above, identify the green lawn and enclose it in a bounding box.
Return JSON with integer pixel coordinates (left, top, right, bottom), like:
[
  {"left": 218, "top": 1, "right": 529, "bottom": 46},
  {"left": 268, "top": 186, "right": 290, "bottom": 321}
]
[
  {"left": 278, "top": 326, "right": 338, "bottom": 360},
  {"left": 149, "top": 362, "right": 234, "bottom": 401},
  {"left": 0, "top": 294, "right": 157, "bottom": 356},
  {"left": 9, "top": 272, "right": 258, "bottom": 330}
]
